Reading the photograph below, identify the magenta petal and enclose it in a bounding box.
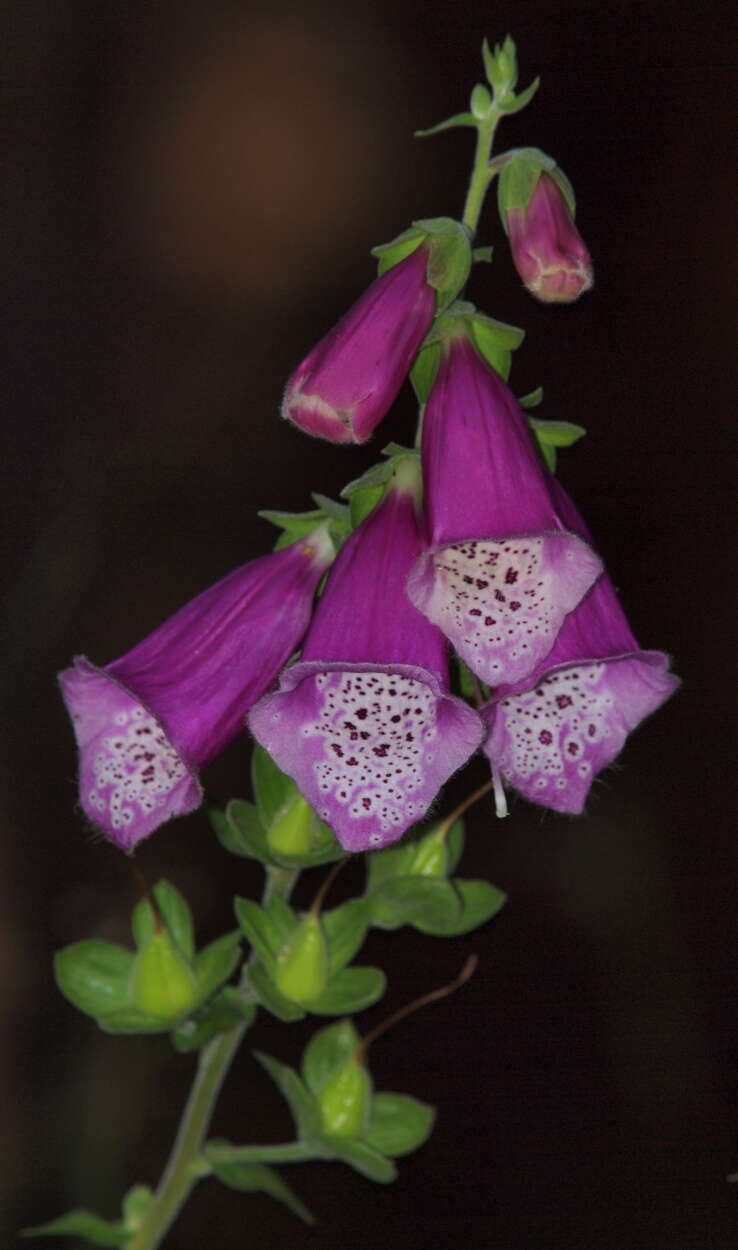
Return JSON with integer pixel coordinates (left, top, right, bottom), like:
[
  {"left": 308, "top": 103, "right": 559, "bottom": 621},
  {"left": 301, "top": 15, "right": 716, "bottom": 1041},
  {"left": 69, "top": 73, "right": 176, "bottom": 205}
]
[
  {"left": 408, "top": 335, "right": 602, "bottom": 685},
  {"left": 249, "top": 661, "right": 482, "bottom": 852},
  {"left": 59, "top": 528, "right": 334, "bottom": 849},
  {"left": 281, "top": 245, "right": 436, "bottom": 445},
  {"left": 58, "top": 658, "right": 201, "bottom": 851}
]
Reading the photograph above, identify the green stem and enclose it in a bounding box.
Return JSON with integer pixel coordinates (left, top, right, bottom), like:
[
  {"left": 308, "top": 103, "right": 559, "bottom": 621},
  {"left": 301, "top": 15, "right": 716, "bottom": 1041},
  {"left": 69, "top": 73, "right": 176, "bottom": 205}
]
[
  {"left": 127, "top": 864, "right": 297, "bottom": 1250},
  {"left": 207, "top": 1141, "right": 311, "bottom": 1166},
  {"left": 461, "top": 109, "right": 503, "bottom": 238}
]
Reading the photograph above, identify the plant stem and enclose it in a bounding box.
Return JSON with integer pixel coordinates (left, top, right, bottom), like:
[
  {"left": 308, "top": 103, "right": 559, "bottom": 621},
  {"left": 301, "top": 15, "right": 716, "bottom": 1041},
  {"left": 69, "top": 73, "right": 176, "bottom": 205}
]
[
  {"left": 206, "top": 1141, "right": 311, "bottom": 1166},
  {"left": 461, "top": 109, "right": 502, "bottom": 238},
  {"left": 127, "top": 864, "right": 298, "bottom": 1250}
]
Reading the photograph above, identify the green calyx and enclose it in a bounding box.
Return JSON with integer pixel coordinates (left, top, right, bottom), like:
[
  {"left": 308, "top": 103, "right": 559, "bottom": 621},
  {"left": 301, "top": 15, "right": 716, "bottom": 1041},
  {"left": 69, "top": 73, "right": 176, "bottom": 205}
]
[
  {"left": 341, "top": 444, "right": 420, "bottom": 528},
  {"left": 372, "top": 217, "right": 472, "bottom": 313},
  {"left": 131, "top": 929, "right": 199, "bottom": 1019},
  {"left": 408, "top": 830, "right": 449, "bottom": 879},
  {"left": 275, "top": 915, "right": 329, "bottom": 1005},
  {"left": 267, "top": 793, "right": 318, "bottom": 858},
  {"left": 497, "top": 147, "right": 576, "bottom": 223},
  {"left": 317, "top": 1056, "right": 372, "bottom": 1139},
  {"left": 411, "top": 302, "right": 524, "bottom": 401}
]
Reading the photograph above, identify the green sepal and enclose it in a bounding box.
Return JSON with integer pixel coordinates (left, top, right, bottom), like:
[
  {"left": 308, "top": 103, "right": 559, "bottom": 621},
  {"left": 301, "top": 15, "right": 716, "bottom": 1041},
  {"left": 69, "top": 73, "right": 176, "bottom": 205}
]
[
  {"left": 246, "top": 963, "right": 305, "bottom": 1022},
  {"left": 211, "top": 799, "right": 263, "bottom": 859},
  {"left": 310, "top": 493, "right": 351, "bottom": 526},
  {"left": 470, "top": 82, "right": 492, "bottom": 119},
  {"left": 250, "top": 748, "right": 342, "bottom": 867},
  {"left": 234, "top": 897, "right": 289, "bottom": 969},
  {"left": 472, "top": 245, "right": 493, "bottom": 263},
  {"left": 193, "top": 930, "right": 241, "bottom": 1002},
  {"left": 528, "top": 417, "right": 586, "bottom": 474},
  {"left": 253, "top": 742, "right": 295, "bottom": 826},
  {"left": 323, "top": 898, "right": 370, "bottom": 978},
  {"left": 210, "top": 1159, "right": 313, "bottom": 1225},
  {"left": 21, "top": 1210, "right": 128, "bottom": 1247},
  {"left": 255, "top": 1051, "right": 323, "bottom": 1142},
  {"left": 498, "top": 148, "right": 574, "bottom": 223},
  {"left": 327, "top": 1136, "right": 397, "bottom": 1183},
  {"left": 481, "top": 35, "right": 518, "bottom": 95},
  {"left": 341, "top": 447, "right": 420, "bottom": 529},
  {"left": 54, "top": 940, "right": 133, "bottom": 1020},
  {"left": 414, "top": 879, "right": 507, "bottom": 937},
  {"left": 95, "top": 1007, "right": 180, "bottom": 1035},
  {"left": 308, "top": 966, "right": 386, "bottom": 1015},
  {"left": 302, "top": 1019, "right": 362, "bottom": 1096},
  {"left": 453, "top": 653, "right": 479, "bottom": 702},
  {"left": 519, "top": 386, "right": 544, "bottom": 409},
  {"left": 364, "top": 1093, "right": 436, "bottom": 1158},
  {"left": 121, "top": 1186, "right": 154, "bottom": 1235},
  {"left": 258, "top": 505, "right": 347, "bottom": 552},
  {"left": 410, "top": 341, "right": 441, "bottom": 404},
  {"left": 131, "top": 880, "right": 194, "bottom": 962},
  {"left": 414, "top": 111, "right": 477, "bottom": 137},
  {"left": 371, "top": 225, "right": 427, "bottom": 275},
  {"left": 497, "top": 76, "right": 540, "bottom": 114},
  {"left": 418, "top": 217, "right": 472, "bottom": 313},
  {"left": 368, "top": 876, "right": 462, "bottom": 932},
  {"left": 468, "top": 311, "right": 525, "bottom": 381},
  {"left": 170, "top": 990, "right": 255, "bottom": 1053}
]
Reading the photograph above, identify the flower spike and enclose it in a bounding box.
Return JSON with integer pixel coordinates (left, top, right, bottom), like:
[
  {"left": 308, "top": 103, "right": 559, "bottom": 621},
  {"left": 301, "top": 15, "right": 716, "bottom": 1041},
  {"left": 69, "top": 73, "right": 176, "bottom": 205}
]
[
  {"left": 58, "top": 527, "right": 335, "bottom": 851},
  {"left": 249, "top": 458, "right": 483, "bottom": 852},
  {"left": 407, "top": 331, "right": 602, "bottom": 688},
  {"left": 482, "top": 481, "right": 679, "bottom": 813}
]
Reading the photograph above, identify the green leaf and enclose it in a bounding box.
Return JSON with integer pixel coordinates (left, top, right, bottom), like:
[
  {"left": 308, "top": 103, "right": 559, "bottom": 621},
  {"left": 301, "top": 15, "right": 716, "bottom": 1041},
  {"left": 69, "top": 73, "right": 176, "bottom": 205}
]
[
  {"left": 22, "top": 1210, "right": 128, "bottom": 1247},
  {"left": 519, "top": 386, "right": 544, "bottom": 409},
  {"left": 472, "top": 245, "right": 493, "bottom": 263},
  {"left": 252, "top": 745, "right": 295, "bottom": 829},
  {"left": 153, "top": 880, "right": 195, "bottom": 961},
  {"left": 409, "top": 341, "right": 441, "bottom": 405},
  {"left": 265, "top": 893, "right": 298, "bottom": 945},
  {"left": 95, "top": 1008, "right": 174, "bottom": 1035},
  {"left": 538, "top": 440, "right": 557, "bottom": 471},
  {"left": 194, "top": 931, "right": 241, "bottom": 1002},
  {"left": 365, "top": 1093, "right": 436, "bottom": 1157},
  {"left": 323, "top": 898, "right": 370, "bottom": 978},
  {"left": 414, "top": 111, "right": 477, "bottom": 137},
  {"left": 468, "top": 313, "right": 524, "bottom": 381},
  {"left": 369, "top": 877, "right": 462, "bottom": 932},
  {"left": 371, "top": 225, "right": 426, "bottom": 276},
  {"left": 445, "top": 819, "right": 465, "bottom": 875},
  {"left": 54, "top": 940, "right": 133, "bottom": 1019},
  {"left": 246, "top": 963, "right": 305, "bottom": 1022},
  {"left": 258, "top": 507, "right": 329, "bottom": 551},
  {"left": 211, "top": 1159, "right": 313, "bottom": 1224},
  {"left": 310, "top": 493, "right": 350, "bottom": 526},
  {"left": 170, "top": 991, "right": 253, "bottom": 1053},
  {"left": 121, "top": 1186, "right": 154, "bottom": 1233},
  {"left": 309, "top": 966, "right": 386, "bottom": 1015},
  {"left": 234, "top": 899, "right": 282, "bottom": 968},
  {"left": 470, "top": 82, "right": 492, "bottom": 119},
  {"left": 416, "top": 216, "right": 472, "bottom": 313},
  {"left": 365, "top": 837, "right": 419, "bottom": 891},
  {"left": 255, "top": 1052, "right": 323, "bottom": 1142},
  {"left": 328, "top": 1137, "right": 397, "bottom": 1183},
  {"left": 528, "top": 418, "right": 586, "bottom": 447},
  {"left": 416, "top": 879, "right": 507, "bottom": 936},
  {"left": 349, "top": 484, "right": 384, "bottom": 529},
  {"left": 301, "top": 1019, "right": 362, "bottom": 1096},
  {"left": 213, "top": 799, "right": 268, "bottom": 860},
  {"left": 498, "top": 76, "right": 540, "bottom": 114}
]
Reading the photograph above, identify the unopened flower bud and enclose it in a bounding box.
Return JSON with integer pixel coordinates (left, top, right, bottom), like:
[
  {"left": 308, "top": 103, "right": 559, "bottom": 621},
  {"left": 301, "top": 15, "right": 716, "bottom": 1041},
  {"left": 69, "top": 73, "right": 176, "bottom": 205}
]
[
  {"left": 317, "top": 1056, "right": 371, "bottom": 1138},
  {"left": 131, "top": 930, "right": 198, "bottom": 1019},
  {"left": 499, "top": 156, "right": 592, "bottom": 303},
  {"left": 267, "top": 793, "right": 316, "bottom": 858},
  {"left": 274, "top": 914, "right": 329, "bottom": 1004}
]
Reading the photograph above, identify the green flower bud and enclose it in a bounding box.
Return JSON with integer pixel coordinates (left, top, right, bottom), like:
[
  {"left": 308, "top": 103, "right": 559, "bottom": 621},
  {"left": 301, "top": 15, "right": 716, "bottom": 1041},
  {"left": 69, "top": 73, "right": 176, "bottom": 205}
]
[
  {"left": 274, "top": 915, "right": 328, "bottom": 1004},
  {"left": 317, "top": 1057, "right": 371, "bottom": 1138},
  {"left": 131, "top": 930, "right": 198, "bottom": 1019},
  {"left": 267, "top": 794, "right": 316, "bottom": 857}
]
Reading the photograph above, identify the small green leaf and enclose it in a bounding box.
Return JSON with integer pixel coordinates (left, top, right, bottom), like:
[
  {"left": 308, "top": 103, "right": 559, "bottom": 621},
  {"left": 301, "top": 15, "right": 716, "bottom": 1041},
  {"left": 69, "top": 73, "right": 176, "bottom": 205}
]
[
  {"left": 416, "top": 216, "right": 472, "bottom": 313},
  {"left": 365, "top": 838, "right": 418, "bottom": 891},
  {"left": 95, "top": 1007, "right": 175, "bottom": 1035},
  {"left": 365, "top": 1093, "right": 436, "bottom": 1157},
  {"left": 22, "top": 1210, "right": 128, "bottom": 1247},
  {"left": 194, "top": 931, "right": 241, "bottom": 1002},
  {"left": 246, "top": 963, "right": 305, "bottom": 1022},
  {"left": 538, "top": 440, "right": 557, "bottom": 471},
  {"left": 54, "top": 940, "right": 133, "bottom": 1019},
  {"left": 414, "top": 111, "right": 477, "bottom": 137},
  {"left": 310, "top": 493, "right": 350, "bottom": 525},
  {"left": 259, "top": 507, "right": 327, "bottom": 551},
  {"left": 416, "top": 879, "right": 507, "bottom": 936},
  {"left": 255, "top": 1052, "right": 323, "bottom": 1142},
  {"left": 519, "top": 386, "right": 544, "bottom": 409},
  {"left": 348, "top": 484, "right": 384, "bottom": 529},
  {"left": 301, "top": 1019, "right": 362, "bottom": 1097},
  {"left": 153, "top": 881, "right": 195, "bottom": 961},
  {"left": 472, "top": 245, "right": 493, "bottom": 263},
  {"left": 328, "top": 1137, "right": 397, "bottom": 1183},
  {"left": 234, "top": 898, "right": 281, "bottom": 968},
  {"left": 170, "top": 991, "right": 253, "bottom": 1053},
  {"left": 213, "top": 799, "right": 268, "bottom": 860},
  {"left": 121, "top": 1186, "right": 154, "bottom": 1233},
  {"left": 498, "top": 76, "right": 540, "bottom": 114},
  {"left": 323, "top": 898, "right": 370, "bottom": 978},
  {"left": 528, "top": 418, "right": 587, "bottom": 447},
  {"left": 369, "top": 877, "right": 462, "bottom": 932},
  {"left": 265, "top": 893, "right": 298, "bottom": 945},
  {"left": 469, "top": 313, "right": 524, "bottom": 381},
  {"left": 252, "top": 745, "right": 295, "bottom": 829},
  {"left": 210, "top": 1160, "right": 313, "bottom": 1224},
  {"left": 309, "top": 966, "right": 386, "bottom": 1015},
  {"left": 410, "top": 341, "right": 441, "bottom": 404},
  {"left": 371, "top": 226, "right": 426, "bottom": 276}
]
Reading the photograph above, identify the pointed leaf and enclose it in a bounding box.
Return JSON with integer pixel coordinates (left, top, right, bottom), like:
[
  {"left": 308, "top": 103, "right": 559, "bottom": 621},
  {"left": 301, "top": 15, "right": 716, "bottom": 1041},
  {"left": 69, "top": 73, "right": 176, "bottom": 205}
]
[
  {"left": 22, "top": 1210, "right": 128, "bottom": 1247},
  {"left": 234, "top": 899, "right": 282, "bottom": 968},
  {"left": 210, "top": 1159, "right": 313, "bottom": 1224},
  {"left": 265, "top": 893, "right": 298, "bottom": 945},
  {"left": 348, "top": 484, "right": 385, "bottom": 529},
  {"left": 415, "top": 111, "right": 477, "bottom": 137},
  {"left": 121, "top": 1186, "right": 154, "bottom": 1233},
  {"left": 365, "top": 1093, "right": 436, "bottom": 1157},
  {"left": 152, "top": 880, "right": 195, "bottom": 961},
  {"left": 96, "top": 1008, "right": 173, "bottom": 1034},
  {"left": 246, "top": 963, "right": 305, "bottom": 1023},
  {"left": 252, "top": 745, "right": 295, "bottom": 828},
  {"left": 498, "top": 76, "right": 540, "bottom": 114},
  {"left": 194, "top": 931, "right": 241, "bottom": 1002},
  {"left": 301, "top": 1019, "right": 362, "bottom": 1096},
  {"left": 214, "top": 799, "right": 270, "bottom": 861},
  {"left": 255, "top": 1051, "right": 323, "bottom": 1142},
  {"left": 309, "top": 966, "right": 386, "bottom": 1015},
  {"left": 54, "top": 941, "right": 134, "bottom": 1019},
  {"left": 328, "top": 1137, "right": 397, "bottom": 1183},
  {"left": 415, "top": 879, "right": 507, "bottom": 936},
  {"left": 528, "top": 418, "right": 586, "bottom": 447},
  {"left": 369, "top": 877, "right": 462, "bottom": 932},
  {"left": 410, "top": 341, "right": 441, "bottom": 404},
  {"left": 310, "top": 493, "right": 350, "bottom": 525},
  {"left": 170, "top": 991, "right": 253, "bottom": 1053},
  {"left": 323, "top": 898, "right": 370, "bottom": 978},
  {"left": 365, "top": 837, "right": 419, "bottom": 891},
  {"left": 519, "top": 386, "right": 544, "bottom": 409}
]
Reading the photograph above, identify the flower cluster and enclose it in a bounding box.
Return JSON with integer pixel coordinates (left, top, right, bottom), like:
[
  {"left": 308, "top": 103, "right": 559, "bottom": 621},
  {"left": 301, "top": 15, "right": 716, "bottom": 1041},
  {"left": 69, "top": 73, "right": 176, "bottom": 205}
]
[{"left": 60, "top": 199, "right": 676, "bottom": 856}]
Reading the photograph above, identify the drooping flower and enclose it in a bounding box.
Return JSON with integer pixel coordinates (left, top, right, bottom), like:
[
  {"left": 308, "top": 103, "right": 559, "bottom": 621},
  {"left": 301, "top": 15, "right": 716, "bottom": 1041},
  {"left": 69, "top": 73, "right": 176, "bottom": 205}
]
[
  {"left": 58, "top": 526, "right": 335, "bottom": 851},
  {"left": 482, "top": 482, "right": 679, "bottom": 813},
  {"left": 249, "top": 458, "right": 483, "bottom": 853},
  {"left": 281, "top": 243, "right": 436, "bottom": 444},
  {"left": 502, "top": 168, "right": 593, "bottom": 303},
  {"left": 407, "top": 331, "right": 602, "bottom": 688}
]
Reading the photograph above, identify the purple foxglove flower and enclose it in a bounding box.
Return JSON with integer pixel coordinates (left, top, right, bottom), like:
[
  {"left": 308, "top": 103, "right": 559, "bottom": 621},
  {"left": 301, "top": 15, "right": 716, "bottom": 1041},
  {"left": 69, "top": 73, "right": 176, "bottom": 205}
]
[
  {"left": 483, "top": 482, "right": 679, "bottom": 814},
  {"left": 249, "top": 460, "right": 483, "bottom": 853},
  {"left": 506, "top": 172, "right": 593, "bottom": 303},
  {"left": 281, "top": 244, "right": 436, "bottom": 444},
  {"left": 58, "top": 527, "right": 335, "bottom": 851},
  {"left": 407, "top": 333, "right": 602, "bottom": 688}
]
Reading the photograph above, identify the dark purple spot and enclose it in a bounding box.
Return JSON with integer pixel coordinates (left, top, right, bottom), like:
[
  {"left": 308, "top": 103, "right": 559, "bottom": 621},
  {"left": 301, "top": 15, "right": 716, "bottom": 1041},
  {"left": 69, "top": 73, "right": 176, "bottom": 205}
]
[
  {"left": 556, "top": 695, "right": 573, "bottom": 709},
  {"left": 539, "top": 730, "right": 553, "bottom": 745},
  {"left": 567, "top": 742, "right": 579, "bottom": 756},
  {"left": 494, "top": 589, "right": 506, "bottom": 602},
  {"left": 505, "top": 567, "right": 518, "bottom": 584},
  {"left": 356, "top": 708, "right": 368, "bottom": 720},
  {"left": 509, "top": 601, "right": 521, "bottom": 611}
]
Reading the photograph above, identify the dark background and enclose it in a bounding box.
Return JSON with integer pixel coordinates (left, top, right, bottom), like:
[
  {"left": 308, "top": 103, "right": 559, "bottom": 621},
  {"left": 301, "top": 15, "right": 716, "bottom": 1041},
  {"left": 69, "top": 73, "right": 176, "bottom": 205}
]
[{"left": 3, "top": 1, "right": 736, "bottom": 1247}]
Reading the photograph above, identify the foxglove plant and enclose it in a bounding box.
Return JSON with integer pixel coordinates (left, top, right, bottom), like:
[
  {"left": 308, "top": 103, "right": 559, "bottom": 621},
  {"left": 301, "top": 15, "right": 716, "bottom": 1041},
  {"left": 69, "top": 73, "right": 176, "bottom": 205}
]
[{"left": 35, "top": 35, "right": 679, "bottom": 1250}]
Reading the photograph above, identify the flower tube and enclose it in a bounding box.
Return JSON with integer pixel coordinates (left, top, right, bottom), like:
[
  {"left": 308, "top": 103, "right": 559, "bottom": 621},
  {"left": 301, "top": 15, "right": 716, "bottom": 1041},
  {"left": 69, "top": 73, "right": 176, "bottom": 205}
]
[
  {"left": 281, "top": 243, "right": 436, "bottom": 444},
  {"left": 58, "top": 527, "right": 335, "bottom": 851},
  {"left": 249, "top": 459, "right": 483, "bottom": 852},
  {"left": 483, "top": 482, "right": 679, "bottom": 813},
  {"left": 407, "top": 331, "right": 602, "bottom": 687}
]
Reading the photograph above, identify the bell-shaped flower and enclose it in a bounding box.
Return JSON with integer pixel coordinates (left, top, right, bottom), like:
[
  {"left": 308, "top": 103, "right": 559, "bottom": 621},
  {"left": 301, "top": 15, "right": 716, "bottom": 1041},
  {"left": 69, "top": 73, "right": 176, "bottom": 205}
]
[
  {"left": 281, "top": 244, "right": 436, "bottom": 445},
  {"left": 502, "top": 165, "right": 593, "bottom": 304},
  {"left": 58, "top": 526, "right": 335, "bottom": 851},
  {"left": 249, "top": 458, "right": 483, "bottom": 853},
  {"left": 482, "top": 482, "right": 679, "bottom": 813},
  {"left": 407, "top": 331, "right": 602, "bottom": 688}
]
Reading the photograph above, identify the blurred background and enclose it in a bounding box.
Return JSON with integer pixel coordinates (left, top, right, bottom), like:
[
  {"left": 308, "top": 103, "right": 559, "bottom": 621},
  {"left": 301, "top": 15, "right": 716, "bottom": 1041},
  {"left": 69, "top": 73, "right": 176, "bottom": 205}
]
[{"left": 2, "top": 1, "right": 735, "bottom": 1246}]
